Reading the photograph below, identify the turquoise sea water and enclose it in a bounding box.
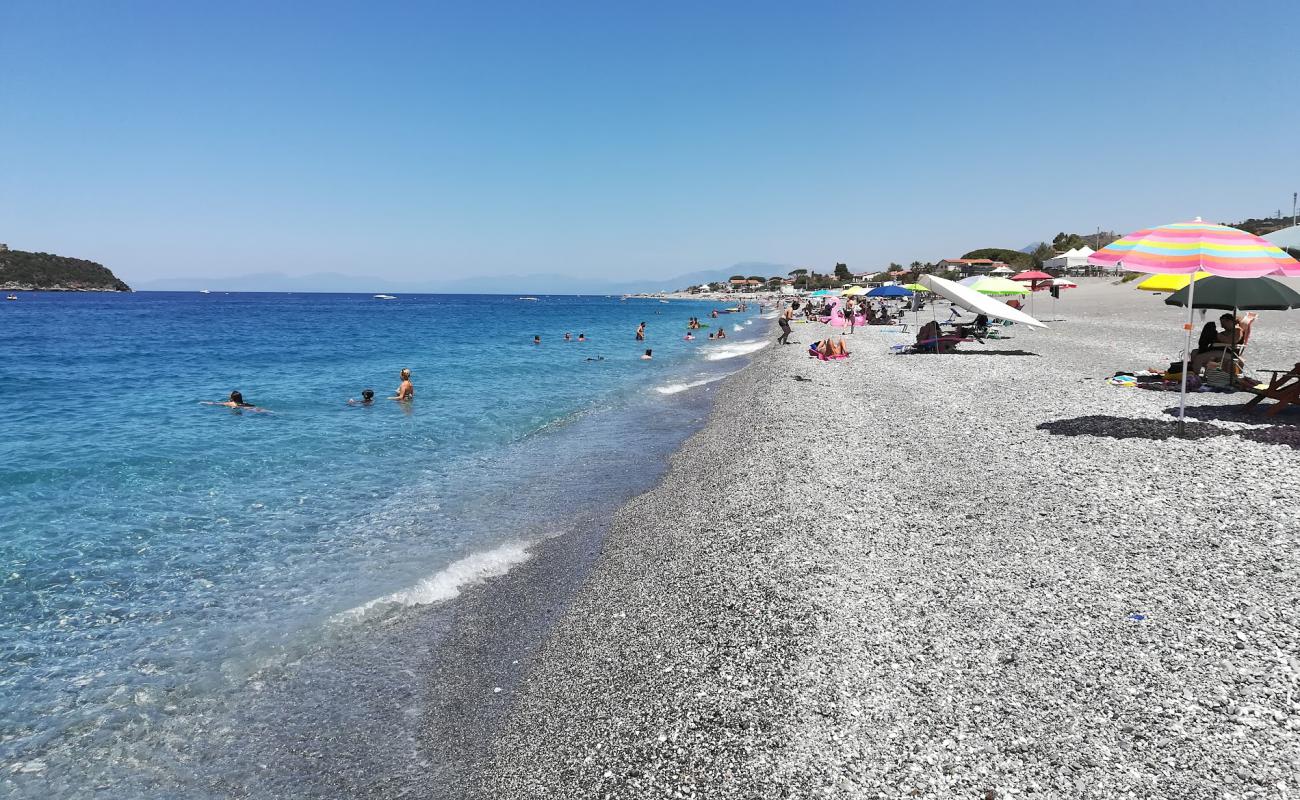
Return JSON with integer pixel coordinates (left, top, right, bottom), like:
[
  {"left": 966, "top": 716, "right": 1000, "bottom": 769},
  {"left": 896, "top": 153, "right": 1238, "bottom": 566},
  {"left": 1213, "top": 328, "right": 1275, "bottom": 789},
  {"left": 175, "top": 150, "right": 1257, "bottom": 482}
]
[{"left": 0, "top": 291, "right": 768, "bottom": 795}]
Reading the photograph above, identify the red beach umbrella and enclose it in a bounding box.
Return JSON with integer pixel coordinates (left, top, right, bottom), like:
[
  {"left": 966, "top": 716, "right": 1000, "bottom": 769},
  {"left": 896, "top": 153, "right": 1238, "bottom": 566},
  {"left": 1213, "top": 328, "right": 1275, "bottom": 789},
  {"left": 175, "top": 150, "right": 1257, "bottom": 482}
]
[{"left": 1012, "top": 270, "right": 1052, "bottom": 282}]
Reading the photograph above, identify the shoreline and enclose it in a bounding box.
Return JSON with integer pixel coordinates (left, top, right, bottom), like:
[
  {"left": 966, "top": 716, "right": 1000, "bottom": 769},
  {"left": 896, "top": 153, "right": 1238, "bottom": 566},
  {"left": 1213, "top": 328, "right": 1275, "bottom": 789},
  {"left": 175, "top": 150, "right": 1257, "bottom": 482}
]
[{"left": 466, "top": 282, "right": 1300, "bottom": 797}]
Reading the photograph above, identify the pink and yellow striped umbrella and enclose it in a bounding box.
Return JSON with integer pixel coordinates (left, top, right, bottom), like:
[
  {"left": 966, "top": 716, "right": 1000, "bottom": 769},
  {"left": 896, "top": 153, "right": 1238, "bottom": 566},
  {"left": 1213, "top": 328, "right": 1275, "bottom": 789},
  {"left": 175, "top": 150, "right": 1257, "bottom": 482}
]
[{"left": 1088, "top": 218, "right": 1300, "bottom": 277}]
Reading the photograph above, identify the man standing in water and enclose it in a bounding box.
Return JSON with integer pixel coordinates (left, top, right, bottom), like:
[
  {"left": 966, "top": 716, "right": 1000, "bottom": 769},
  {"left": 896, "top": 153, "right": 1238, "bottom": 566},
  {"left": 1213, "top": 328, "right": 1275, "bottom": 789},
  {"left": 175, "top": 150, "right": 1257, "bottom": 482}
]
[
  {"left": 390, "top": 368, "right": 414, "bottom": 401},
  {"left": 635, "top": 322, "right": 646, "bottom": 341},
  {"left": 777, "top": 301, "right": 796, "bottom": 345}
]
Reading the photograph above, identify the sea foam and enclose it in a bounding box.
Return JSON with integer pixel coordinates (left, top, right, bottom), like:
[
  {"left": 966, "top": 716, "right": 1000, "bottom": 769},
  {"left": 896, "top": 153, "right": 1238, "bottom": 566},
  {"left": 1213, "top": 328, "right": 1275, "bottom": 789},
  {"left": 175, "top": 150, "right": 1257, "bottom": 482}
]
[
  {"left": 704, "top": 340, "right": 768, "bottom": 361},
  {"left": 333, "top": 541, "right": 532, "bottom": 623},
  {"left": 653, "top": 374, "right": 728, "bottom": 395}
]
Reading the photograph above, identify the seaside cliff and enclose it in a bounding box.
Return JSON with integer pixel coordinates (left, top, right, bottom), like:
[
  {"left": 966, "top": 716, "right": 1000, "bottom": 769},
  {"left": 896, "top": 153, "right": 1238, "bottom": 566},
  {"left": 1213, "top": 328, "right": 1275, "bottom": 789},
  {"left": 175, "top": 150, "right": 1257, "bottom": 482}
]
[
  {"left": 0, "top": 246, "right": 131, "bottom": 291},
  {"left": 464, "top": 285, "right": 1300, "bottom": 798}
]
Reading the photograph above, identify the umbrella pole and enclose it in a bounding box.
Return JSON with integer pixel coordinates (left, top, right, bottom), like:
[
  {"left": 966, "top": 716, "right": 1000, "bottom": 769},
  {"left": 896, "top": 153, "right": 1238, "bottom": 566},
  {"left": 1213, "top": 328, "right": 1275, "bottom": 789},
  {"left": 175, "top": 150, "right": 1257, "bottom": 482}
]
[{"left": 1177, "top": 278, "right": 1197, "bottom": 435}]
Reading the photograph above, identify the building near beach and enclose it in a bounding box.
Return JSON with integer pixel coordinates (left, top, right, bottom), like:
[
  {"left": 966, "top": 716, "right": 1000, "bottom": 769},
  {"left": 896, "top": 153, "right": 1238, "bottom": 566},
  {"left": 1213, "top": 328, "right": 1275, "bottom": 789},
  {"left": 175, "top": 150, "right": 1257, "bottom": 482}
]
[{"left": 935, "top": 258, "right": 1008, "bottom": 277}]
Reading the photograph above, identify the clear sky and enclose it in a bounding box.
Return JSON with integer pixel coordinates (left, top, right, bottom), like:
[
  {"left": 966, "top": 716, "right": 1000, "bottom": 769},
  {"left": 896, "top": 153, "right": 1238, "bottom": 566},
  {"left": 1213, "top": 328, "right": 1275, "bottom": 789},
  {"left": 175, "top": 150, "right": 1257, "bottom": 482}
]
[{"left": 3, "top": 0, "right": 1298, "bottom": 285}]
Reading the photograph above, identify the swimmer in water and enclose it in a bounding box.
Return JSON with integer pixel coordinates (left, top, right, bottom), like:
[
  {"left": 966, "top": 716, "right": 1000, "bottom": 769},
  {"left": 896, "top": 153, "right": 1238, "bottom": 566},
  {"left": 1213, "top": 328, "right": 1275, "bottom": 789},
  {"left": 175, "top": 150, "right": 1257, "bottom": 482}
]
[
  {"left": 564, "top": 332, "right": 572, "bottom": 342},
  {"left": 389, "top": 368, "right": 414, "bottom": 401},
  {"left": 533, "top": 335, "right": 541, "bottom": 345},
  {"left": 685, "top": 333, "right": 694, "bottom": 341},
  {"left": 347, "top": 388, "right": 376, "bottom": 406},
  {"left": 202, "top": 390, "right": 270, "bottom": 413},
  {"left": 641, "top": 349, "right": 653, "bottom": 360},
  {"left": 584, "top": 356, "right": 605, "bottom": 362},
  {"left": 578, "top": 333, "right": 586, "bottom": 342},
  {"left": 716, "top": 327, "right": 726, "bottom": 339}
]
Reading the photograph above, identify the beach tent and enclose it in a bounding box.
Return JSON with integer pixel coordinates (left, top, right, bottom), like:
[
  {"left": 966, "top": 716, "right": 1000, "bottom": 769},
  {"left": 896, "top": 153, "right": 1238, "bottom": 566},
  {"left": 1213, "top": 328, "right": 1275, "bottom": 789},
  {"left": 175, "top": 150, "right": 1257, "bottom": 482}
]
[
  {"left": 841, "top": 285, "right": 868, "bottom": 296},
  {"left": 990, "top": 265, "right": 1015, "bottom": 275},
  {"left": 919, "top": 275, "right": 1047, "bottom": 328},
  {"left": 1135, "top": 272, "right": 1209, "bottom": 293},
  {"left": 1090, "top": 218, "right": 1300, "bottom": 432},
  {"left": 1042, "top": 246, "right": 1095, "bottom": 273}
]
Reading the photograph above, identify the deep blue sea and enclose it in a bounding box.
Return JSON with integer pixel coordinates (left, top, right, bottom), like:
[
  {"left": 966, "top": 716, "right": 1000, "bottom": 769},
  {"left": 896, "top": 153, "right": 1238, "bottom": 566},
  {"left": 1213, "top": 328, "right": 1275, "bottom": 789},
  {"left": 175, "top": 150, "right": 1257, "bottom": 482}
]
[{"left": 0, "top": 291, "right": 769, "bottom": 796}]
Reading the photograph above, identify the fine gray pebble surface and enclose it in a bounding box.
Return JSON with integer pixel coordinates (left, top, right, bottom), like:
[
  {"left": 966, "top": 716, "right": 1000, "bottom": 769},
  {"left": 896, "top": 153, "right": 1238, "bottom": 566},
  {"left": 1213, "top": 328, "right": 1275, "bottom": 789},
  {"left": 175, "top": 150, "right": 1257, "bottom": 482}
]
[{"left": 470, "top": 279, "right": 1300, "bottom": 799}]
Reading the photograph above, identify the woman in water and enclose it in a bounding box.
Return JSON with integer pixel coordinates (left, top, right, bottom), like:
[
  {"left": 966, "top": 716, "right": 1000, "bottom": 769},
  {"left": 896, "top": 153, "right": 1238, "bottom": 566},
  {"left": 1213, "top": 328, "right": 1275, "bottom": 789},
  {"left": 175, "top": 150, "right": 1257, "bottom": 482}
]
[
  {"left": 716, "top": 327, "right": 726, "bottom": 339},
  {"left": 390, "top": 368, "right": 414, "bottom": 401},
  {"left": 202, "top": 391, "right": 269, "bottom": 412},
  {"left": 578, "top": 333, "right": 586, "bottom": 342},
  {"left": 636, "top": 322, "right": 646, "bottom": 341},
  {"left": 533, "top": 335, "right": 541, "bottom": 345},
  {"left": 641, "top": 349, "right": 653, "bottom": 360}
]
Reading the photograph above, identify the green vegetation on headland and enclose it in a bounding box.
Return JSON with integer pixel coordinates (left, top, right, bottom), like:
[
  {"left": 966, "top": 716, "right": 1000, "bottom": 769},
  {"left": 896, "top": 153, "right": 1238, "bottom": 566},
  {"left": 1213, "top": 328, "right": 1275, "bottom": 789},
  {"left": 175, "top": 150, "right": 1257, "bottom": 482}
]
[{"left": 0, "top": 246, "right": 131, "bottom": 291}]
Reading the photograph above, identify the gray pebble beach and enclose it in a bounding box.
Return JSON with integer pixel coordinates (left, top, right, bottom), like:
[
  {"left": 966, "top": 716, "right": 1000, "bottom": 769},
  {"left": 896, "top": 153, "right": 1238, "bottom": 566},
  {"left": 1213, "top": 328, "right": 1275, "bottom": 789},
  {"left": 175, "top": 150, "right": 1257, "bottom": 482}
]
[{"left": 469, "top": 279, "right": 1300, "bottom": 799}]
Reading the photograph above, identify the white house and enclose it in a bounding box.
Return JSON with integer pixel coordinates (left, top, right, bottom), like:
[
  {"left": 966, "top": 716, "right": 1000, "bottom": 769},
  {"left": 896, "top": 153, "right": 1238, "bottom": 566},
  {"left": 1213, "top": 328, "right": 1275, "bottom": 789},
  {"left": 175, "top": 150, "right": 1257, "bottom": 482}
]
[{"left": 1042, "top": 246, "right": 1095, "bottom": 273}]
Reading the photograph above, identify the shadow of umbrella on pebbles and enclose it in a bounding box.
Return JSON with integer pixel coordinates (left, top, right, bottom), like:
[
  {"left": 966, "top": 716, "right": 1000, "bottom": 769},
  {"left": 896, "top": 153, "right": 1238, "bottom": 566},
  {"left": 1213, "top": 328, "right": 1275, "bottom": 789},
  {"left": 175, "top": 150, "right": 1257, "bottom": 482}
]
[{"left": 1037, "top": 415, "right": 1230, "bottom": 441}]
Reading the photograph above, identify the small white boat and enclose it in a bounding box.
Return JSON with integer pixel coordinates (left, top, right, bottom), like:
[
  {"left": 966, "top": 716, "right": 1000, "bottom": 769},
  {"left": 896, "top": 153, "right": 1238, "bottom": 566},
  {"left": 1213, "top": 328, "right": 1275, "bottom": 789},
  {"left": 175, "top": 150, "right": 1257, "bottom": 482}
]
[
  {"left": 373, "top": 294, "right": 397, "bottom": 300},
  {"left": 199, "top": 289, "right": 211, "bottom": 294},
  {"left": 517, "top": 296, "right": 539, "bottom": 301},
  {"left": 5, "top": 294, "right": 16, "bottom": 301}
]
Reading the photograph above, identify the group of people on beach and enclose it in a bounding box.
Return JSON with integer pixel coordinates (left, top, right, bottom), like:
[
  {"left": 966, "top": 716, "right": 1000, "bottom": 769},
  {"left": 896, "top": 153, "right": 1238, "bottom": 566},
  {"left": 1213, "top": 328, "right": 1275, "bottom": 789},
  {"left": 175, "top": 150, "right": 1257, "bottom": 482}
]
[{"left": 203, "top": 368, "right": 415, "bottom": 414}]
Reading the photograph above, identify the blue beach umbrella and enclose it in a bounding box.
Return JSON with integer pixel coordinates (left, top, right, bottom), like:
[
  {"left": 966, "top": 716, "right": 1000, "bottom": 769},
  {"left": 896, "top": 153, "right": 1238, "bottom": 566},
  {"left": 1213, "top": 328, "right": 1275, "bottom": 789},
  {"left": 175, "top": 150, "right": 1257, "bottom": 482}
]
[{"left": 865, "top": 285, "right": 913, "bottom": 298}]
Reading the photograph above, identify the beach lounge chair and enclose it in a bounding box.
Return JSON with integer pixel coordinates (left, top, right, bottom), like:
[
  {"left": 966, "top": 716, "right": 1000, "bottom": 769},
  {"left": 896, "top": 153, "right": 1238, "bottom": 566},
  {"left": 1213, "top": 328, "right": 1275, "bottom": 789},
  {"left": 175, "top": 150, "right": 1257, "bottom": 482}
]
[{"left": 1243, "top": 364, "right": 1300, "bottom": 416}]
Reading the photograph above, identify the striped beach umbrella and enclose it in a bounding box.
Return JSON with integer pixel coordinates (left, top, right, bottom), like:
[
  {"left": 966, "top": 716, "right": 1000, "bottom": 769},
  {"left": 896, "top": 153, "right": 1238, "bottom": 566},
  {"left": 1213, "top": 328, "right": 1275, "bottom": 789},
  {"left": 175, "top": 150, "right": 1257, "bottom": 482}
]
[
  {"left": 1088, "top": 218, "right": 1299, "bottom": 278},
  {"left": 1089, "top": 219, "right": 1300, "bottom": 433}
]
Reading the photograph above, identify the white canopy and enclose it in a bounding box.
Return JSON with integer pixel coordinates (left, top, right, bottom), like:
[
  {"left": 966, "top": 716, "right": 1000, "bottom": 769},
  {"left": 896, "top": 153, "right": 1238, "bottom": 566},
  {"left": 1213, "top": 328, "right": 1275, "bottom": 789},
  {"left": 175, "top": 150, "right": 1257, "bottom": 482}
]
[
  {"left": 990, "top": 265, "right": 1014, "bottom": 274},
  {"left": 1042, "top": 246, "right": 1095, "bottom": 271},
  {"left": 1264, "top": 224, "right": 1300, "bottom": 250},
  {"left": 919, "top": 275, "right": 1048, "bottom": 329}
]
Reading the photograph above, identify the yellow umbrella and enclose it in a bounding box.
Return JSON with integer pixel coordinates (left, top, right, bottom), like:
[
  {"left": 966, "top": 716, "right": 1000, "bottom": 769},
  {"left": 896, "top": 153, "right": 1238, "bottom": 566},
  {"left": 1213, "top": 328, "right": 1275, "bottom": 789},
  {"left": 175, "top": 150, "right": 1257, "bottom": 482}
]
[
  {"left": 901, "top": 283, "right": 931, "bottom": 292},
  {"left": 1135, "top": 271, "right": 1210, "bottom": 292},
  {"left": 841, "top": 285, "right": 868, "bottom": 296}
]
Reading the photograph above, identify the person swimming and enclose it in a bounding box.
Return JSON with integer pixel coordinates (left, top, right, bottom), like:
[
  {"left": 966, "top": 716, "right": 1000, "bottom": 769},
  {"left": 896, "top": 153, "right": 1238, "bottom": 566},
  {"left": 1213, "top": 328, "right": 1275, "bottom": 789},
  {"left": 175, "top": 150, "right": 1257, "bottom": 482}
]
[
  {"left": 348, "top": 388, "right": 376, "bottom": 406},
  {"left": 533, "top": 335, "right": 541, "bottom": 345},
  {"left": 564, "top": 332, "right": 572, "bottom": 342},
  {"left": 685, "top": 333, "right": 695, "bottom": 341},
  {"left": 716, "top": 327, "right": 726, "bottom": 339},
  {"left": 578, "top": 333, "right": 586, "bottom": 342},
  {"left": 641, "top": 349, "right": 653, "bottom": 360},
  {"left": 389, "top": 368, "right": 414, "bottom": 401},
  {"left": 202, "top": 390, "right": 269, "bottom": 412}
]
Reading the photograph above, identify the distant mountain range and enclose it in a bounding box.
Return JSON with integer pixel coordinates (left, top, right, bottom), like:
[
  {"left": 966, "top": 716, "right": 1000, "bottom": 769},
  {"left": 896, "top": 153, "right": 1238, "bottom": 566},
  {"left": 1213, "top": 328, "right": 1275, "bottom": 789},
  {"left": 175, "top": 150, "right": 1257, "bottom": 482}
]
[{"left": 134, "top": 262, "right": 791, "bottom": 294}]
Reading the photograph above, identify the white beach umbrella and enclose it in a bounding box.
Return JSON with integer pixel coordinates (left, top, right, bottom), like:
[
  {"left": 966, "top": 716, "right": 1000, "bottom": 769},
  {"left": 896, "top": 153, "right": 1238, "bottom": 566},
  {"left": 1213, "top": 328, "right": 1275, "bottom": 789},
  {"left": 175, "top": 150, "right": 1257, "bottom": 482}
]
[{"left": 919, "top": 275, "right": 1048, "bottom": 329}]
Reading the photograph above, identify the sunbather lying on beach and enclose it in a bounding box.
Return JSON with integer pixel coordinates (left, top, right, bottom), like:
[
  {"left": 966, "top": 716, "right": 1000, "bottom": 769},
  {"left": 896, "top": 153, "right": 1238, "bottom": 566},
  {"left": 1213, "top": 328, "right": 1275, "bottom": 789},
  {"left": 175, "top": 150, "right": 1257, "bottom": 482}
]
[{"left": 809, "top": 338, "right": 849, "bottom": 358}]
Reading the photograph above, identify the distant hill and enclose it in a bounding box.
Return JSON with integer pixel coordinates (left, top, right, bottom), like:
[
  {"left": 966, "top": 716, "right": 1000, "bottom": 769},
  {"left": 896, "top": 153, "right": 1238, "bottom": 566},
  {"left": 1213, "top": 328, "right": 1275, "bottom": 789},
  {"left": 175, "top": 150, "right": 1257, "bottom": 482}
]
[
  {"left": 135, "top": 262, "right": 790, "bottom": 295},
  {"left": 0, "top": 247, "right": 131, "bottom": 291},
  {"left": 1225, "top": 215, "right": 1295, "bottom": 237}
]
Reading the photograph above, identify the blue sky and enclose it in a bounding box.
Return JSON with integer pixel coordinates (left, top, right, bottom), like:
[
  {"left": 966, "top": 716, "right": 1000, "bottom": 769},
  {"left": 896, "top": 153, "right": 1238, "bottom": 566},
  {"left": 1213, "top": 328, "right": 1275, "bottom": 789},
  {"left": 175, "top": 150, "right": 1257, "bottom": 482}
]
[{"left": 3, "top": 0, "right": 1298, "bottom": 285}]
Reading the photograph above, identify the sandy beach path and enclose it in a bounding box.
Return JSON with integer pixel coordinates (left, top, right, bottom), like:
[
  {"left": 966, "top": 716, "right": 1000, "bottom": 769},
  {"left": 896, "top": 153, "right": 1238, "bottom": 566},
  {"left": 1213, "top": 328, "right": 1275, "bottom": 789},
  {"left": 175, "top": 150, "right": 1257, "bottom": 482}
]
[{"left": 472, "top": 280, "right": 1300, "bottom": 799}]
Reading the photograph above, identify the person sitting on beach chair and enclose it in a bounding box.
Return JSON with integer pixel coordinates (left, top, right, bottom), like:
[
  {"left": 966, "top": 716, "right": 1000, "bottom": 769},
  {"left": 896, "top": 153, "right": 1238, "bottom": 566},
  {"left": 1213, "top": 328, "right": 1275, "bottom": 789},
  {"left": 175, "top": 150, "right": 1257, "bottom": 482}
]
[
  {"left": 912, "top": 320, "right": 967, "bottom": 354},
  {"left": 1189, "top": 312, "right": 1256, "bottom": 377}
]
